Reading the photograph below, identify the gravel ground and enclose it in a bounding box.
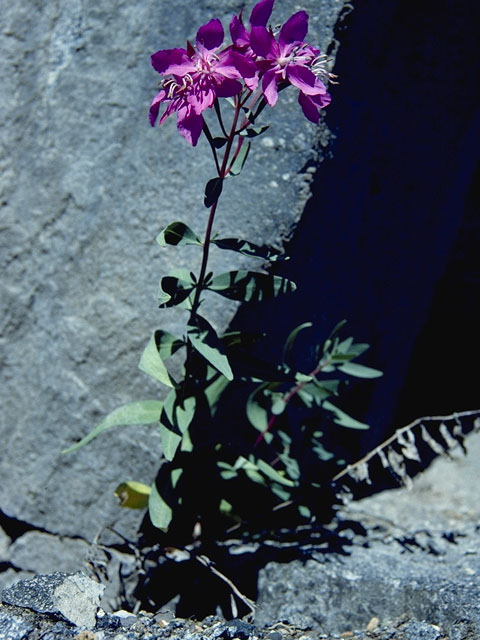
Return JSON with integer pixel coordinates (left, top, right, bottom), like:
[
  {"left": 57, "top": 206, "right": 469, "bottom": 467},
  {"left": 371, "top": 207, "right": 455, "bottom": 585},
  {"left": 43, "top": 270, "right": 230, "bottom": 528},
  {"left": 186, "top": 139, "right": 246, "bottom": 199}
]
[{"left": 1, "top": 430, "right": 478, "bottom": 639}]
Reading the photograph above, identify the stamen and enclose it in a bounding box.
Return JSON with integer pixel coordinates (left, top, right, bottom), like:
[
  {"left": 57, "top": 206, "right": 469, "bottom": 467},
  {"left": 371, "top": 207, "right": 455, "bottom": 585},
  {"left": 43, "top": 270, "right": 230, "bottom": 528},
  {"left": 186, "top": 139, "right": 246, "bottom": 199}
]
[{"left": 311, "top": 55, "right": 338, "bottom": 83}]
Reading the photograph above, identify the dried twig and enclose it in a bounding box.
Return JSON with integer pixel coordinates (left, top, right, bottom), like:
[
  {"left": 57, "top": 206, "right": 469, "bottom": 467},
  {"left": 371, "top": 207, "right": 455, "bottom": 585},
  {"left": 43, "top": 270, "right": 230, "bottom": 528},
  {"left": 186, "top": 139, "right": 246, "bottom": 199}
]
[
  {"left": 332, "top": 409, "right": 480, "bottom": 490},
  {"left": 195, "top": 553, "right": 256, "bottom": 619}
]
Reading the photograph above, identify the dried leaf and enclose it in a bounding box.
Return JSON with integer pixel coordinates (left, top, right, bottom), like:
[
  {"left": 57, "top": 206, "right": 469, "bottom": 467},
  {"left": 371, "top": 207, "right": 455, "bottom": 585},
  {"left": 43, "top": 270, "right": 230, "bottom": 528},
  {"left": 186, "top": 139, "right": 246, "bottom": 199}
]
[
  {"left": 397, "top": 428, "right": 421, "bottom": 462},
  {"left": 420, "top": 424, "right": 446, "bottom": 456}
]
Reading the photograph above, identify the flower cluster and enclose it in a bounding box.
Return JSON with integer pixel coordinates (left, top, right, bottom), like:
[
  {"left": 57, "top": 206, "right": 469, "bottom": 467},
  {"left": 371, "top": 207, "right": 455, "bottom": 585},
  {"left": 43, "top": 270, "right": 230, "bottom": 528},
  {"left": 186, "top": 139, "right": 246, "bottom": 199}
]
[{"left": 149, "top": 0, "right": 332, "bottom": 145}]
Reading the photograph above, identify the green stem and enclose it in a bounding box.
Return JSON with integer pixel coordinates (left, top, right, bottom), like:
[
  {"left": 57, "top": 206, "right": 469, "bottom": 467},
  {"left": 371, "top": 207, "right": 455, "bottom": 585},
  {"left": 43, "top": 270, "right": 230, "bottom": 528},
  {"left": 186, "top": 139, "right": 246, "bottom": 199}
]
[
  {"left": 183, "top": 95, "right": 245, "bottom": 386},
  {"left": 202, "top": 121, "right": 221, "bottom": 175},
  {"left": 214, "top": 99, "right": 229, "bottom": 138}
]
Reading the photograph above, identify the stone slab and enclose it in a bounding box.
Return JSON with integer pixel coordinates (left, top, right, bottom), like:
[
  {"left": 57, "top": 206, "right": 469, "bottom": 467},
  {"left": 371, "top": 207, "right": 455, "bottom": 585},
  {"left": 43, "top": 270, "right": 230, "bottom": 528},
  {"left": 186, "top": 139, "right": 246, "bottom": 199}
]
[{"left": 0, "top": 0, "right": 344, "bottom": 552}]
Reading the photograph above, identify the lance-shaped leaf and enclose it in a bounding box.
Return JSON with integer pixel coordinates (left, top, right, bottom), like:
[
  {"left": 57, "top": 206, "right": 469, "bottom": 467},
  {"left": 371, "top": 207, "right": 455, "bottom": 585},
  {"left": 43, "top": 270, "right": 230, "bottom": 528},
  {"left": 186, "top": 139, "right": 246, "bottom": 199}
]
[
  {"left": 246, "top": 384, "right": 270, "bottom": 432},
  {"left": 212, "top": 237, "right": 287, "bottom": 262},
  {"left": 148, "top": 467, "right": 183, "bottom": 532},
  {"left": 148, "top": 482, "right": 172, "bottom": 532},
  {"left": 156, "top": 221, "right": 202, "bottom": 247},
  {"left": 115, "top": 481, "right": 151, "bottom": 509},
  {"left": 158, "top": 269, "right": 196, "bottom": 308},
  {"left": 187, "top": 314, "right": 233, "bottom": 380},
  {"left": 159, "top": 389, "right": 196, "bottom": 461},
  {"left": 139, "top": 330, "right": 184, "bottom": 388},
  {"left": 62, "top": 401, "right": 163, "bottom": 453},
  {"left": 228, "top": 140, "right": 250, "bottom": 176},
  {"left": 337, "top": 361, "right": 383, "bottom": 378},
  {"left": 283, "top": 322, "right": 313, "bottom": 367},
  {"left": 323, "top": 400, "right": 370, "bottom": 430},
  {"left": 204, "top": 177, "right": 223, "bottom": 207},
  {"left": 208, "top": 270, "right": 296, "bottom": 303},
  {"left": 240, "top": 124, "right": 269, "bottom": 138},
  {"left": 256, "top": 458, "right": 295, "bottom": 487}
]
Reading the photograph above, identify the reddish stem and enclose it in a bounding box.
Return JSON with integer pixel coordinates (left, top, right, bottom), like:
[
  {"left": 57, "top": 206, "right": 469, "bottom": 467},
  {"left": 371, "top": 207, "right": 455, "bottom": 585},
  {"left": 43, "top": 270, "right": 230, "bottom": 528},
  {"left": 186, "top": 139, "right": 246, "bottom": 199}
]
[{"left": 253, "top": 357, "right": 332, "bottom": 448}]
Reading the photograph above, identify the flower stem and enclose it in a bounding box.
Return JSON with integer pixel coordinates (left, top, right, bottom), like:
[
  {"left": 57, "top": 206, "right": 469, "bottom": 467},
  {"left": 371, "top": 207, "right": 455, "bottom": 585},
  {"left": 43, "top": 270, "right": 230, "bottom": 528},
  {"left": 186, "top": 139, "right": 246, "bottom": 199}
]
[{"left": 188, "top": 94, "right": 244, "bottom": 323}]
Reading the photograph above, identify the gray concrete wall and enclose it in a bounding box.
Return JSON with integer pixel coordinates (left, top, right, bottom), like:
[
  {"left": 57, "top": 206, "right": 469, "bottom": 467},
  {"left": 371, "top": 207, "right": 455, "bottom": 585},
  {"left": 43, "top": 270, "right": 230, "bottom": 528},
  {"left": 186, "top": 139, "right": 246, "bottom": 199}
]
[{"left": 0, "top": 0, "right": 344, "bottom": 557}]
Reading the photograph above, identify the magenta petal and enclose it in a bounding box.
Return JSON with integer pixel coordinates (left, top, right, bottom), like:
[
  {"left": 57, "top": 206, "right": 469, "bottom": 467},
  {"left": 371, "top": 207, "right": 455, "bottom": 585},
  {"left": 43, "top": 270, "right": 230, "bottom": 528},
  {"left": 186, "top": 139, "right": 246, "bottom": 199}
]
[
  {"left": 196, "top": 18, "right": 224, "bottom": 50},
  {"left": 151, "top": 48, "right": 188, "bottom": 74},
  {"left": 262, "top": 68, "right": 278, "bottom": 106},
  {"left": 309, "top": 88, "right": 332, "bottom": 108},
  {"left": 245, "top": 73, "right": 259, "bottom": 91},
  {"left": 250, "top": 0, "right": 274, "bottom": 27},
  {"left": 215, "top": 77, "right": 242, "bottom": 97},
  {"left": 230, "top": 15, "right": 249, "bottom": 46},
  {"left": 250, "top": 26, "right": 274, "bottom": 57},
  {"left": 279, "top": 11, "right": 308, "bottom": 47},
  {"left": 229, "top": 50, "right": 257, "bottom": 78},
  {"left": 189, "top": 83, "right": 216, "bottom": 114},
  {"left": 177, "top": 108, "right": 204, "bottom": 146},
  {"left": 286, "top": 64, "right": 318, "bottom": 95},
  {"left": 216, "top": 49, "right": 255, "bottom": 78},
  {"left": 149, "top": 91, "right": 165, "bottom": 126},
  {"left": 298, "top": 92, "right": 320, "bottom": 123}
]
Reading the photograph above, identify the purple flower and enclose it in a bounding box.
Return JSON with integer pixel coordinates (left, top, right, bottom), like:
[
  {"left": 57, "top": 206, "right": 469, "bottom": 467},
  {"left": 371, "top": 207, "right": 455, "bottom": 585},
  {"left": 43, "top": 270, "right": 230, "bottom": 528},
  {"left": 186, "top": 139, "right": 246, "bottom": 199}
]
[
  {"left": 247, "top": 5, "right": 332, "bottom": 122},
  {"left": 150, "top": 18, "right": 256, "bottom": 145},
  {"left": 229, "top": 0, "right": 274, "bottom": 90}
]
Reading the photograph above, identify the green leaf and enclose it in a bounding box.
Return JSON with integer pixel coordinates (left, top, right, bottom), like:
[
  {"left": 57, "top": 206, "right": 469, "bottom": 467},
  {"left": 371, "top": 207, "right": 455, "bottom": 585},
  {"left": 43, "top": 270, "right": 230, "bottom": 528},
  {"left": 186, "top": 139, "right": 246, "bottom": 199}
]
[
  {"left": 323, "top": 400, "right": 370, "bottom": 430},
  {"left": 156, "top": 221, "right": 202, "bottom": 247},
  {"left": 246, "top": 394, "right": 268, "bottom": 431},
  {"left": 160, "top": 389, "right": 196, "bottom": 461},
  {"left": 160, "top": 427, "right": 181, "bottom": 461},
  {"left": 299, "top": 379, "right": 339, "bottom": 407},
  {"left": 279, "top": 451, "right": 300, "bottom": 481},
  {"left": 158, "top": 269, "right": 196, "bottom": 308},
  {"left": 212, "top": 237, "right": 287, "bottom": 262},
  {"left": 209, "top": 270, "right": 296, "bottom": 303},
  {"left": 204, "top": 371, "right": 230, "bottom": 416},
  {"left": 298, "top": 505, "right": 311, "bottom": 519},
  {"left": 114, "top": 481, "right": 151, "bottom": 509},
  {"left": 338, "top": 361, "right": 383, "bottom": 378},
  {"left": 312, "top": 439, "right": 334, "bottom": 461},
  {"left": 219, "top": 498, "right": 233, "bottom": 515},
  {"left": 270, "top": 484, "right": 291, "bottom": 501},
  {"left": 204, "top": 177, "right": 223, "bottom": 207},
  {"left": 188, "top": 314, "right": 233, "bottom": 380},
  {"left": 271, "top": 396, "right": 286, "bottom": 415},
  {"left": 148, "top": 482, "right": 172, "bottom": 532},
  {"left": 322, "top": 319, "right": 348, "bottom": 354},
  {"left": 346, "top": 342, "right": 370, "bottom": 358},
  {"left": 240, "top": 124, "right": 269, "bottom": 138},
  {"left": 138, "top": 330, "right": 183, "bottom": 387},
  {"left": 256, "top": 459, "right": 295, "bottom": 487},
  {"left": 62, "top": 400, "right": 163, "bottom": 453},
  {"left": 218, "top": 461, "right": 238, "bottom": 480},
  {"left": 228, "top": 140, "right": 250, "bottom": 176},
  {"left": 213, "top": 137, "right": 227, "bottom": 148},
  {"left": 246, "top": 384, "right": 273, "bottom": 443},
  {"left": 312, "top": 378, "right": 340, "bottom": 396},
  {"left": 283, "top": 322, "right": 313, "bottom": 367}
]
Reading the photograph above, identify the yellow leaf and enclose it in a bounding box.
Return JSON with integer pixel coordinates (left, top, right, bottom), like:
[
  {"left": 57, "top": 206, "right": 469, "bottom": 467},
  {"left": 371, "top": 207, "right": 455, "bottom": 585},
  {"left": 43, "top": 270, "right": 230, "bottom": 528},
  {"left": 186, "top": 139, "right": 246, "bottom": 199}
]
[{"left": 114, "top": 481, "right": 151, "bottom": 509}]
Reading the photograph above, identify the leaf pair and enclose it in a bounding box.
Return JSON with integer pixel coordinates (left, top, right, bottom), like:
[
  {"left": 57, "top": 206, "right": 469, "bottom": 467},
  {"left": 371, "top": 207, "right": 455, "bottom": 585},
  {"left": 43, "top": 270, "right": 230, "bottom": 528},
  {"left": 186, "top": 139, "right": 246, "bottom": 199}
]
[{"left": 158, "top": 220, "right": 288, "bottom": 262}]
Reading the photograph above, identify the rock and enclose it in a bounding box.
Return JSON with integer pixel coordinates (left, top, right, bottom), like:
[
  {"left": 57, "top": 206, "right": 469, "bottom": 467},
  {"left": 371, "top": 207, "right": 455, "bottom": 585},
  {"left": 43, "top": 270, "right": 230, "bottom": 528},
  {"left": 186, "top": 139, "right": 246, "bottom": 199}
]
[
  {"left": 0, "top": 0, "right": 343, "bottom": 561},
  {"left": 402, "top": 620, "right": 442, "bottom": 640},
  {"left": 8, "top": 532, "right": 90, "bottom": 575},
  {"left": 0, "top": 610, "right": 33, "bottom": 640},
  {"left": 2, "top": 572, "right": 104, "bottom": 629},
  {"left": 0, "top": 571, "right": 36, "bottom": 596},
  {"left": 0, "top": 527, "right": 9, "bottom": 563},
  {"left": 257, "top": 541, "right": 480, "bottom": 634},
  {"left": 256, "top": 432, "right": 480, "bottom": 636}
]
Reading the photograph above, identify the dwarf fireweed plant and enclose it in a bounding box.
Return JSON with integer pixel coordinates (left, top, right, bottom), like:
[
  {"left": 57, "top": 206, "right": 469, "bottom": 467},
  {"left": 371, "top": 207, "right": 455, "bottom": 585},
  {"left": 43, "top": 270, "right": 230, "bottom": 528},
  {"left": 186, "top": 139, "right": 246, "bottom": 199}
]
[{"left": 64, "top": 0, "right": 382, "bottom": 537}]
